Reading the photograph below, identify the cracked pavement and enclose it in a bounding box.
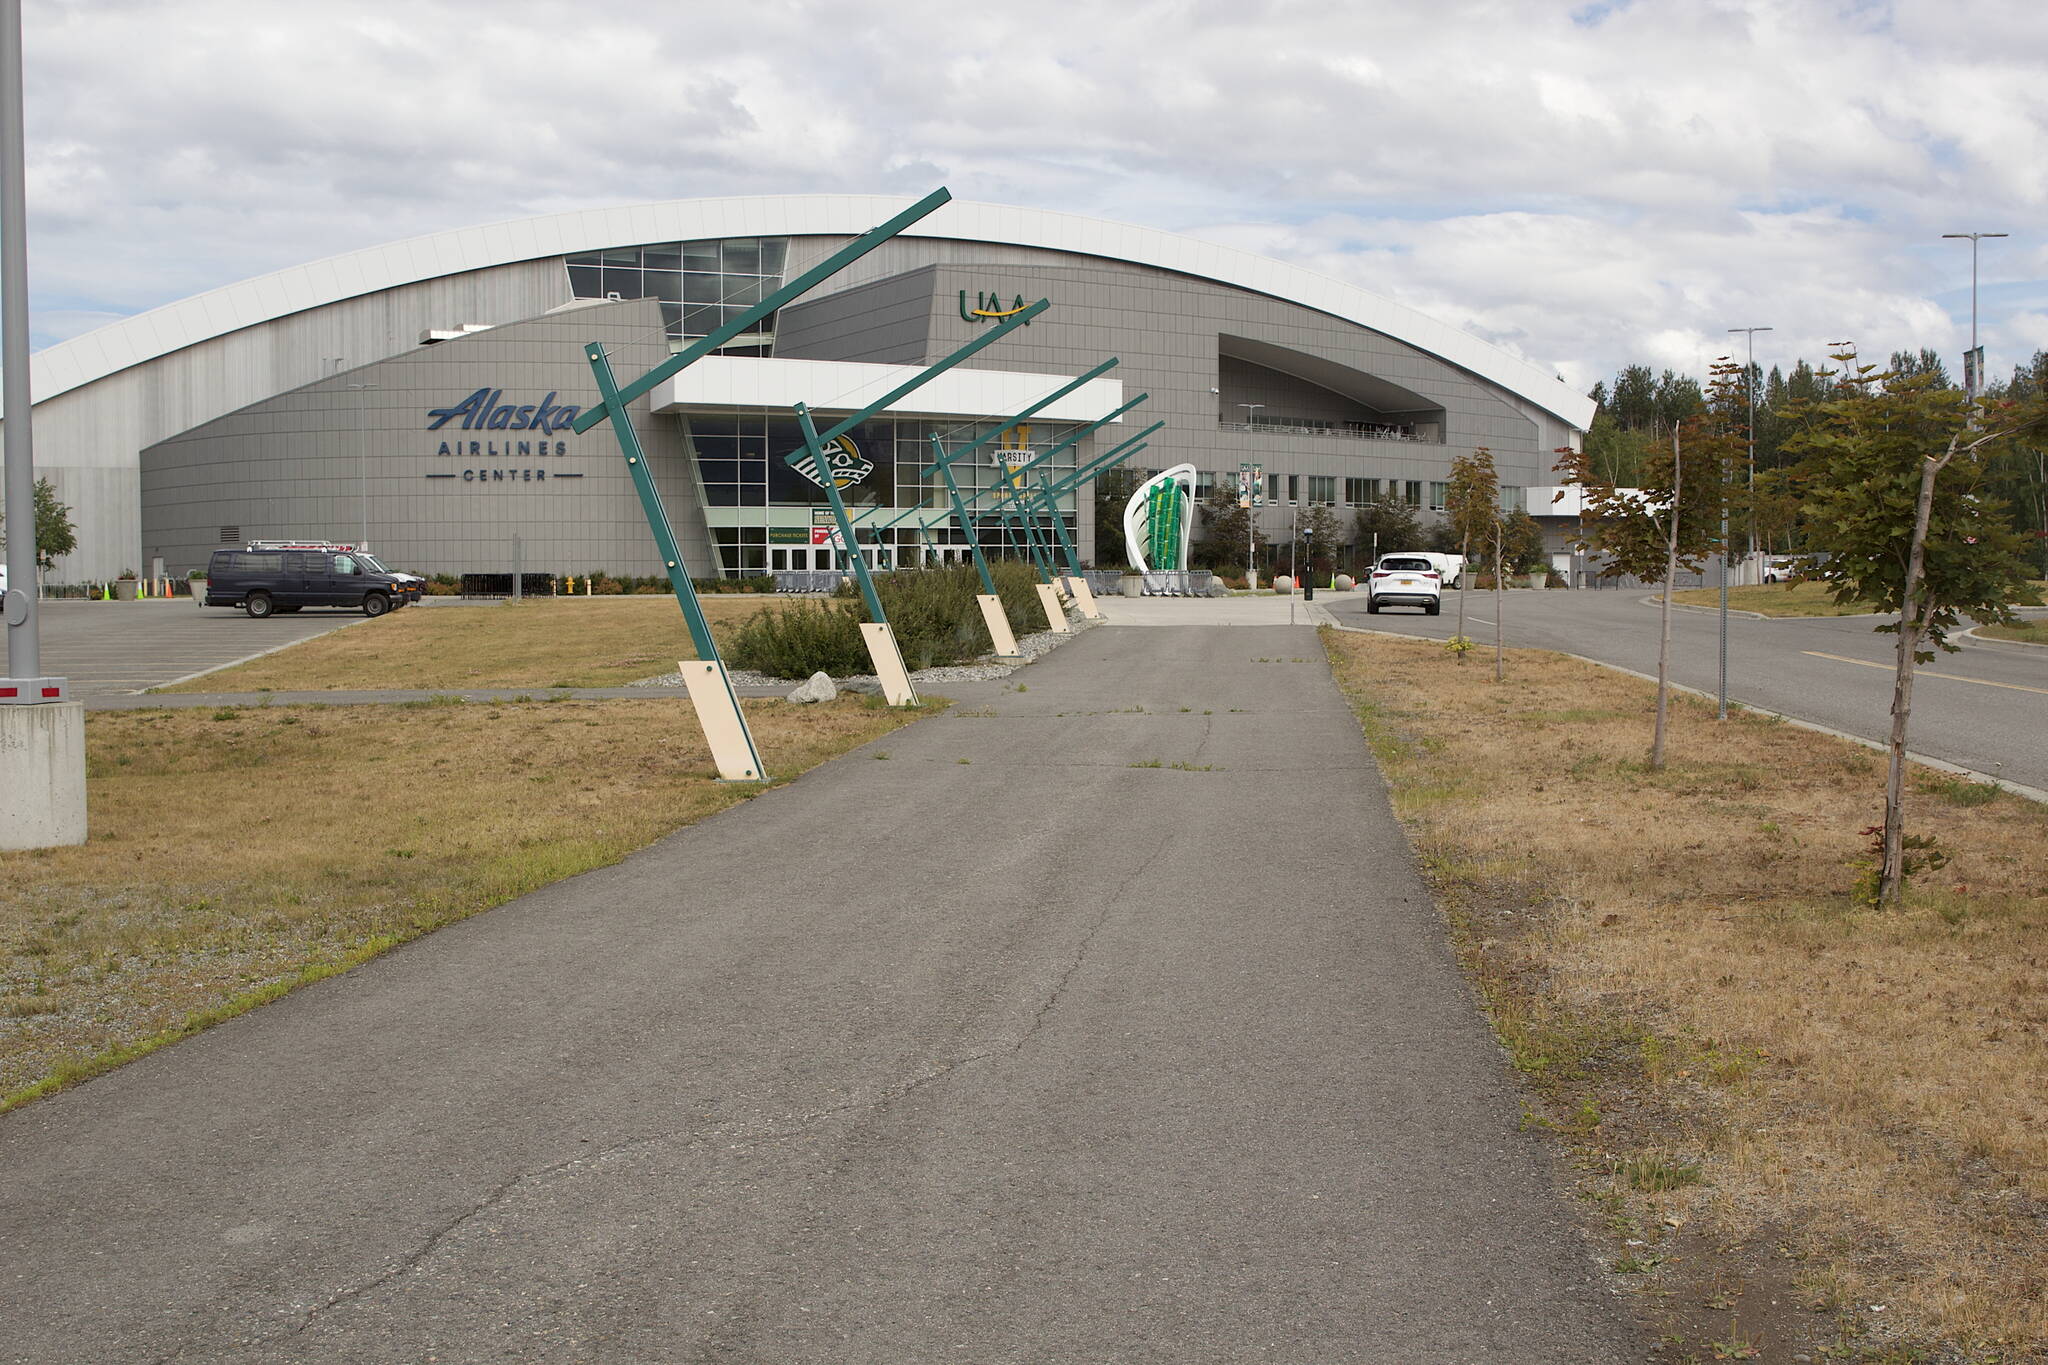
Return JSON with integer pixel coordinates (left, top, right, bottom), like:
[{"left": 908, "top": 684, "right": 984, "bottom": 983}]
[{"left": 0, "top": 620, "right": 1637, "bottom": 1363}]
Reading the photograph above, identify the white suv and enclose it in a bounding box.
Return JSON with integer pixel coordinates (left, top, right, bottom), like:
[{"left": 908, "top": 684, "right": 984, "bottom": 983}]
[{"left": 1367, "top": 555, "right": 1443, "bottom": 615}]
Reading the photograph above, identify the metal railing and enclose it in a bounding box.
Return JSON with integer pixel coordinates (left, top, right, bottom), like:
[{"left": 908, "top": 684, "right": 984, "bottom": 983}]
[{"left": 1217, "top": 419, "right": 1436, "bottom": 444}]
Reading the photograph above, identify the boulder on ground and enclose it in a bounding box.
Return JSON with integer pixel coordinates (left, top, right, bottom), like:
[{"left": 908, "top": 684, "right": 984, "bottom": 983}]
[
  {"left": 1334, "top": 574, "right": 1356, "bottom": 592},
  {"left": 788, "top": 671, "right": 837, "bottom": 704},
  {"left": 1204, "top": 581, "right": 1231, "bottom": 597},
  {"left": 1273, "top": 576, "right": 1295, "bottom": 594}
]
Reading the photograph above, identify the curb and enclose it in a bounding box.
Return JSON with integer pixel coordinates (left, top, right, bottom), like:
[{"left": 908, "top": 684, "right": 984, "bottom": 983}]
[
  {"left": 1321, "top": 622, "right": 2048, "bottom": 807},
  {"left": 1958, "top": 624, "right": 2048, "bottom": 652}
]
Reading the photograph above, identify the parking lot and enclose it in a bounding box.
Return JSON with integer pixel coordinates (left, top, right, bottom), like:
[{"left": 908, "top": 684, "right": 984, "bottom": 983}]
[{"left": 30, "top": 599, "right": 374, "bottom": 696}]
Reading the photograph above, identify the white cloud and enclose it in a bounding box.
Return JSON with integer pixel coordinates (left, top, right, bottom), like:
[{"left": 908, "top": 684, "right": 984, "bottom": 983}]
[{"left": 13, "top": 0, "right": 2048, "bottom": 393}]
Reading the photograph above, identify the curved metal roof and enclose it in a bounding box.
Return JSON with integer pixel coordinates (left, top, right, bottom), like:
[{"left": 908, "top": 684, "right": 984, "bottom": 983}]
[{"left": 29, "top": 195, "right": 1595, "bottom": 428}]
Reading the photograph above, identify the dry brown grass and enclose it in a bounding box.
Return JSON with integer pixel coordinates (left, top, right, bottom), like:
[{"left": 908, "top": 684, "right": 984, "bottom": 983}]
[
  {"left": 1668, "top": 581, "right": 1881, "bottom": 616},
  {"left": 1325, "top": 628, "right": 2048, "bottom": 1360},
  {"left": 1979, "top": 620, "right": 2048, "bottom": 646},
  {"left": 157, "top": 595, "right": 817, "bottom": 692},
  {"left": 0, "top": 694, "right": 916, "bottom": 1108}
]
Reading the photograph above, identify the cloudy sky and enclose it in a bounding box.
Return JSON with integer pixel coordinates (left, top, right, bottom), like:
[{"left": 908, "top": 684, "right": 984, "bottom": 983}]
[{"left": 17, "top": 0, "right": 2048, "bottom": 395}]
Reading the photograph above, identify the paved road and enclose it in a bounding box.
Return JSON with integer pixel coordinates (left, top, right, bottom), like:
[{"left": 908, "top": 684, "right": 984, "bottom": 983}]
[
  {"left": 31, "top": 598, "right": 372, "bottom": 695},
  {"left": 0, "top": 619, "right": 1636, "bottom": 1363},
  {"left": 1324, "top": 588, "right": 2048, "bottom": 794}
]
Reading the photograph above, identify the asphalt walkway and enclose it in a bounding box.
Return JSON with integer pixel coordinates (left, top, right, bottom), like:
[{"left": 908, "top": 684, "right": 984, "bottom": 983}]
[{"left": 0, "top": 609, "right": 1634, "bottom": 1363}]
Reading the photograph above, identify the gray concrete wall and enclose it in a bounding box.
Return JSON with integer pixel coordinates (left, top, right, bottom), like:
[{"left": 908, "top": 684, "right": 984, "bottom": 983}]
[{"left": 140, "top": 301, "right": 699, "bottom": 581}]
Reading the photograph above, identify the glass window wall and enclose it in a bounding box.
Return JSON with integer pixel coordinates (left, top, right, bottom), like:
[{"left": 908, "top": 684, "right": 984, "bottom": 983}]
[{"left": 566, "top": 235, "right": 790, "bottom": 352}]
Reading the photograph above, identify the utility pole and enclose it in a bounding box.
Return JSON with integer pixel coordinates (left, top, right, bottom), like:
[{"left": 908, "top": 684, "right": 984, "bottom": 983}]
[
  {"left": 1, "top": 0, "right": 85, "bottom": 848},
  {"left": 1719, "top": 327, "right": 1771, "bottom": 722}
]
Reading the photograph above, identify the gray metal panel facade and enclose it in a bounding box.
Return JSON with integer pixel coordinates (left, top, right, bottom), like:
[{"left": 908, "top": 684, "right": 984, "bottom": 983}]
[
  {"left": 10, "top": 259, "right": 568, "bottom": 581},
  {"left": 140, "top": 301, "right": 700, "bottom": 581},
  {"left": 780, "top": 257, "right": 1553, "bottom": 549}
]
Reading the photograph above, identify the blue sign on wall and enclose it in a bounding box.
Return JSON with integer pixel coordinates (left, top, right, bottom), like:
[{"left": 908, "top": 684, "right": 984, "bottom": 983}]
[{"left": 426, "top": 388, "right": 582, "bottom": 434}]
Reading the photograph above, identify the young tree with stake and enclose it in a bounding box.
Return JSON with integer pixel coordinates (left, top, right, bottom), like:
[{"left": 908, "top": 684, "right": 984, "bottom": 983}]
[
  {"left": 1781, "top": 361, "right": 2043, "bottom": 906},
  {"left": 1443, "top": 448, "right": 1499, "bottom": 666},
  {"left": 1556, "top": 362, "right": 1735, "bottom": 768}
]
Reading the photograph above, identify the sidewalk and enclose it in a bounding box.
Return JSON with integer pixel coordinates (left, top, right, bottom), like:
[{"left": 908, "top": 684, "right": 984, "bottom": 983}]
[{"left": 0, "top": 618, "right": 1635, "bottom": 1363}]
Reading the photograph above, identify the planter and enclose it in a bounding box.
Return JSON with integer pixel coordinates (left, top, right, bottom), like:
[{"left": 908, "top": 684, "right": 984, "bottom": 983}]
[
  {"left": 113, "top": 579, "right": 139, "bottom": 601},
  {"left": 190, "top": 580, "right": 208, "bottom": 607},
  {"left": 1119, "top": 574, "right": 1142, "bottom": 599}
]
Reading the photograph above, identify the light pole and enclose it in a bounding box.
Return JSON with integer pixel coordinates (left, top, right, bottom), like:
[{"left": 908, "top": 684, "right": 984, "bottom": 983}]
[
  {"left": 1238, "top": 404, "right": 1264, "bottom": 586},
  {"left": 345, "top": 382, "right": 376, "bottom": 551},
  {"left": 1942, "top": 232, "right": 2007, "bottom": 402},
  {"left": 1727, "top": 326, "right": 1771, "bottom": 580}
]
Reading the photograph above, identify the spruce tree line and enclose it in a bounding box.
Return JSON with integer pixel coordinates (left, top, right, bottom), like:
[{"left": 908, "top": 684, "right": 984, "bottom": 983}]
[{"left": 1584, "top": 349, "right": 2048, "bottom": 573}]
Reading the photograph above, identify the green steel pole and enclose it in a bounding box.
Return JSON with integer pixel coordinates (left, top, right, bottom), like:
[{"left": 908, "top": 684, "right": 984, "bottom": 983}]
[
  {"left": 1034, "top": 472, "right": 1086, "bottom": 576},
  {"left": 873, "top": 390, "right": 1152, "bottom": 534},
  {"left": 571, "top": 188, "right": 954, "bottom": 435},
  {"left": 794, "top": 404, "right": 888, "bottom": 625},
  {"left": 792, "top": 300, "right": 1049, "bottom": 454},
  {"left": 929, "top": 433, "right": 1000, "bottom": 597},
  {"left": 585, "top": 343, "right": 718, "bottom": 661}
]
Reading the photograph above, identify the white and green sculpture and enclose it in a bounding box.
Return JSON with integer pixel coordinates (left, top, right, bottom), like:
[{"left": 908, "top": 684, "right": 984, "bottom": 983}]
[{"left": 1123, "top": 463, "right": 1197, "bottom": 574}]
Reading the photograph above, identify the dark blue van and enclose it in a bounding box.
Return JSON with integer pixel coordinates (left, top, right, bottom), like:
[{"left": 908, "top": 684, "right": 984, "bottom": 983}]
[{"left": 203, "top": 548, "right": 406, "bottom": 618}]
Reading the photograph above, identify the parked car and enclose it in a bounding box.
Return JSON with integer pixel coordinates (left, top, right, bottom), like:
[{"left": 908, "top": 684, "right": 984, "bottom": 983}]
[
  {"left": 1763, "top": 553, "right": 1827, "bottom": 584},
  {"left": 203, "top": 548, "right": 407, "bottom": 618},
  {"left": 1367, "top": 554, "right": 1443, "bottom": 615}
]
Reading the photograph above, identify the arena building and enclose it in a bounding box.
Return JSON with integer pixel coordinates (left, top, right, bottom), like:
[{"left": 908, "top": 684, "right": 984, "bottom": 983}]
[{"left": 5, "top": 195, "right": 1595, "bottom": 585}]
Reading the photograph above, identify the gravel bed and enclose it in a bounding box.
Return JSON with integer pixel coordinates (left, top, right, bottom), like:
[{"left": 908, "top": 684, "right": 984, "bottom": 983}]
[{"left": 626, "top": 615, "right": 1097, "bottom": 692}]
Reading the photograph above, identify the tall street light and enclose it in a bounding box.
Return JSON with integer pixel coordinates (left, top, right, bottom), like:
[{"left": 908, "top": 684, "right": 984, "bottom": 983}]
[
  {"left": 1942, "top": 231, "right": 2006, "bottom": 401},
  {"left": 1238, "top": 404, "right": 1264, "bottom": 584},
  {"left": 346, "top": 382, "right": 376, "bottom": 551},
  {"left": 1727, "top": 326, "right": 1772, "bottom": 579}
]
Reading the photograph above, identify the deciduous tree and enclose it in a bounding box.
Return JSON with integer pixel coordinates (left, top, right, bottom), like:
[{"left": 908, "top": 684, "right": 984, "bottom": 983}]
[
  {"left": 1782, "top": 362, "right": 2043, "bottom": 905},
  {"left": 1557, "top": 363, "right": 1735, "bottom": 767},
  {"left": 1443, "top": 448, "right": 1499, "bottom": 668}
]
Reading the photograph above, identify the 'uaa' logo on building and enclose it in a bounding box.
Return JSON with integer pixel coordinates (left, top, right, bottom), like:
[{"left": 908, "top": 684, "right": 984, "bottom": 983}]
[
  {"left": 958, "top": 289, "right": 1034, "bottom": 324},
  {"left": 796, "top": 435, "right": 874, "bottom": 490}
]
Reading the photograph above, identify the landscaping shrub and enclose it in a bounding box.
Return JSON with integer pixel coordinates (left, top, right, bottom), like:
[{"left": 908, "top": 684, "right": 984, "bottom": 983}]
[
  {"left": 726, "top": 602, "right": 870, "bottom": 678},
  {"left": 728, "top": 561, "right": 1053, "bottom": 678}
]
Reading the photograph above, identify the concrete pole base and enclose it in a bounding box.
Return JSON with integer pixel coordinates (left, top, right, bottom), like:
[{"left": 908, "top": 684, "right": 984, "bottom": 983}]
[{"left": 0, "top": 701, "right": 87, "bottom": 848}]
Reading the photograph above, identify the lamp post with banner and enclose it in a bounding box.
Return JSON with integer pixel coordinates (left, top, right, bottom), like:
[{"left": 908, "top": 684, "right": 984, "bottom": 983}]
[{"left": 1239, "top": 461, "right": 1264, "bottom": 589}]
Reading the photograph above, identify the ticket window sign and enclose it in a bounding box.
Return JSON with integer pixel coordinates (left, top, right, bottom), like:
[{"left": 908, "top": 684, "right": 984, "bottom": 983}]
[{"left": 1238, "top": 462, "right": 1266, "bottom": 509}]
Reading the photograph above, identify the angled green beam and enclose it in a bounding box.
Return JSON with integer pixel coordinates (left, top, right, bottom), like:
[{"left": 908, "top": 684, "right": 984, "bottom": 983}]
[
  {"left": 585, "top": 342, "right": 719, "bottom": 660},
  {"left": 982, "top": 421, "right": 1160, "bottom": 514},
  {"left": 1033, "top": 471, "right": 1087, "bottom": 577},
  {"left": 570, "top": 187, "right": 954, "bottom": 435},
  {"left": 982, "top": 435, "right": 1152, "bottom": 572},
  {"left": 914, "top": 359, "right": 1120, "bottom": 479},
  {"left": 794, "top": 403, "right": 887, "bottom": 624},
  {"left": 928, "top": 432, "right": 1001, "bottom": 597},
  {"left": 787, "top": 299, "right": 1049, "bottom": 458},
  {"left": 868, "top": 392, "right": 1152, "bottom": 535}
]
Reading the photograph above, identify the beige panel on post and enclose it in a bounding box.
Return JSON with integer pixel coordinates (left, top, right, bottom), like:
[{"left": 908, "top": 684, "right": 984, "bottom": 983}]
[
  {"left": 1062, "top": 573, "right": 1101, "bottom": 620},
  {"left": 858, "top": 622, "right": 919, "bottom": 707},
  {"left": 678, "top": 660, "right": 765, "bottom": 782},
  {"left": 1034, "top": 582, "right": 1071, "bottom": 634},
  {"left": 977, "top": 593, "right": 1022, "bottom": 659}
]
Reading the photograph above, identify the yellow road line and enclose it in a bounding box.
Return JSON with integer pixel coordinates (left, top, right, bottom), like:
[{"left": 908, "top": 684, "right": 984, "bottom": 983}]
[{"left": 1802, "top": 651, "right": 2048, "bottom": 695}]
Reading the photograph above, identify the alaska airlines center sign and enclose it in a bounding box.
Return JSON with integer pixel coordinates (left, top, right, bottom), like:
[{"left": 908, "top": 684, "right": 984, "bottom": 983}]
[{"left": 422, "top": 389, "right": 587, "bottom": 485}]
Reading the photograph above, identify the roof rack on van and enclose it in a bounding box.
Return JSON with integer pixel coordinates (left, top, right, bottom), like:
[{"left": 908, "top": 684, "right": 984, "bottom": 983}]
[{"left": 245, "top": 540, "right": 360, "bottom": 551}]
